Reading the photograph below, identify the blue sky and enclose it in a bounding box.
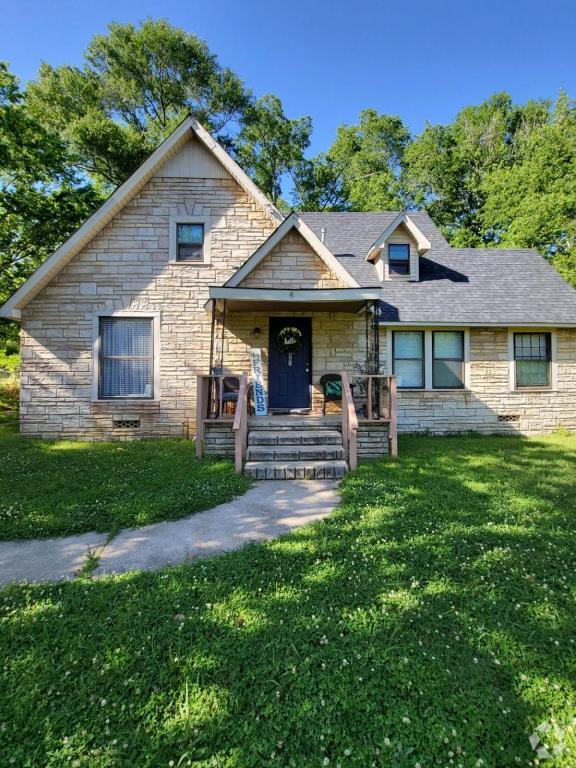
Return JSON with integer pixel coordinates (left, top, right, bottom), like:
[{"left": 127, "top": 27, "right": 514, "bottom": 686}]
[{"left": 1, "top": 0, "right": 575, "bottom": 154}]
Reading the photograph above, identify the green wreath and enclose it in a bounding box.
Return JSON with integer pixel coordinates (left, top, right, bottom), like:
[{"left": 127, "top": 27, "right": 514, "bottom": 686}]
[{"left": 276, "top": 326, "right": 304, "bottom": 355}]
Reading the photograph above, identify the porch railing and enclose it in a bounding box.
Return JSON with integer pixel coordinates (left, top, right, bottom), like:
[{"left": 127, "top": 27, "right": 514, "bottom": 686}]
[
  {"left": 350, "top": 374, "right": 398, "bottom": 458},
  {"left": 233, "top": 371, "right": 249, "bottom": 473},
  {"left": 195, "top": 373, "right": 240, "bottom": 458},
  {"left": 341, "top": 371, "right": 358, "bottom": 471}
]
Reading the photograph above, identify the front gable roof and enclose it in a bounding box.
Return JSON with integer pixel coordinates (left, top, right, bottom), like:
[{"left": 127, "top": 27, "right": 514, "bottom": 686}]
[
  {"left": 0, "top": 116, "right": 283, "bottom": 320},
  {"left": 365, "top": 212, "right": 431, "bottom": 262},
  {"left": 225, "top": 212, "right": 360, "bottom": 288}
]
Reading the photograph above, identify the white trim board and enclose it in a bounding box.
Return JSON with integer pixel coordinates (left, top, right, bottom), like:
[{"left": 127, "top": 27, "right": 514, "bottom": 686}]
[
  {"left": 0, "top": 115, "right": 283, "bottom": 320},
  {"left": 224, "top": 212, "right": 359, "bottom": 289}
]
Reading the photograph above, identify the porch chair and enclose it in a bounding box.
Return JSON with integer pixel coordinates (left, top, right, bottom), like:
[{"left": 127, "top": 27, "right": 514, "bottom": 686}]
[
  {"left": 319, "top": 373, "right": 342, "bottom": 415},
  {"left": 221, "top": 376, "right": 240, "bottom": 416}
]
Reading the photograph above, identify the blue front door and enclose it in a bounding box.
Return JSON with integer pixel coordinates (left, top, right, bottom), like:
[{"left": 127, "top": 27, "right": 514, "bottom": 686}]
[{"left": 268, "top": 317, "right": 312, "bottom": 410}]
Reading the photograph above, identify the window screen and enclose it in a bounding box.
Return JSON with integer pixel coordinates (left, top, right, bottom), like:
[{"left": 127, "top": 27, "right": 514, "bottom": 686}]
[
  {"left": 393, "top": 331, "right": 424, "bottom": 388},
  {"left": 514, "top": 333, "right": 550, "bottom": 388},
  {"left": 98, "top": 318, "right": 153, "bottom": 398}
]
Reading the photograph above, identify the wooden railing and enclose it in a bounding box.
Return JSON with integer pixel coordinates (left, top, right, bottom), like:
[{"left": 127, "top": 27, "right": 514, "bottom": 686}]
[
  {"left": 233, "top": 371, "right": 249, "bottom": 473},
  {"left": 341, "top": 371, "right": 358, "bottom": 470},
  {"left": 350, "top": 374, "right": 398, "bottom": 458},
  {"left": 195, "top": 373, "right": 240, "bottom": 457}
]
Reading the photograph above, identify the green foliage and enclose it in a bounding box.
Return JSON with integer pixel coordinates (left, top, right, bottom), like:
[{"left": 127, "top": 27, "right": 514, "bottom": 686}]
[
  {"left": 0, "top": 421, "right": 250, "bottom": 538},
  {"left": 0, "top": 373, "right": 18, "bottom": 411},
  {"left": 1, "top": 433, "right": 576, "bottom": 765},
  {"left": 0, "top": 62, "right": 102, "bottom": 343},
  {"left": 26, "top": 19, "right": 251, "bottom": 186},
  {"left": 234, "top": 94, "right": 312, "bottom": 203},
  {"left": 294, "top": 109, "right": 412, "bottom": 211}
]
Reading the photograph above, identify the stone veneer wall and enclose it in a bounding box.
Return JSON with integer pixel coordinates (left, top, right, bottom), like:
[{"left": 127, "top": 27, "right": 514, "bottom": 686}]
[
  {"left": 20, "top": 175, "right": 276, "bottom": 440},
  {"left": 382, "top": 327, "right": 576, "bottom": 435},
  {"left": 239, "top": 230, "right": 345, "bottom": 289}
]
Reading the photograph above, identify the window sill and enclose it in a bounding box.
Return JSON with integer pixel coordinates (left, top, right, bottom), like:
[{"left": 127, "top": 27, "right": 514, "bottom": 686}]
[
  {"left": 91, "top": 399, "right": 161, "bottom": 407},
  {"left": 510, "top": 388, "right": 555, "bottom": 394},
  {"left": 398, "top": 388, "right": 470, "bottom": 393},
  {"left": 170, "top": 260, "right": 211, "bottom": 267}
]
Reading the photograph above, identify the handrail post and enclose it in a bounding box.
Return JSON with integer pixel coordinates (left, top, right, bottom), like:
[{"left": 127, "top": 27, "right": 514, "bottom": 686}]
[
  {"left": 196, "top": 375, "right": 206, "bottom": 457},
  {"left": 389, "top": 375, "right": 398, "bottom": 458},
  {"left": 341, "top": 371, "right": 358, "bottom": 471}
]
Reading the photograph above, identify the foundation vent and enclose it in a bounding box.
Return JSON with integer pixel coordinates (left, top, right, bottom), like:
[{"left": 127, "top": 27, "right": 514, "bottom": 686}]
[
  {"left": 497, "top": 414, "right": 520, "bottom": 423},
  {"left": 113, "top": 419, "right": 141, "bottom": 429}
]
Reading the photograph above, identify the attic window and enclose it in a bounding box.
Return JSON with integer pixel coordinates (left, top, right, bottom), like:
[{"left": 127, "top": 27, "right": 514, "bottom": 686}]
[{"left": 388, "top": 243, "right": 410, "bottom": 276}]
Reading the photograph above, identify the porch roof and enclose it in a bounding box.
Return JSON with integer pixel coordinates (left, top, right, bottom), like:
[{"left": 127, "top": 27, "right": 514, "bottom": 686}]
[{"left": 206, "top": 286, "right": 382, "bottom": 313}]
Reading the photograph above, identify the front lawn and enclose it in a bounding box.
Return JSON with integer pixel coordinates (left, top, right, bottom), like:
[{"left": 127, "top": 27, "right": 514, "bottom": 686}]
[
  {"left": 0, "top": 419, "right": 250, "bottom": 539},
  {"left": 1, "top": 433, "right": 576, "bottom": 766}
]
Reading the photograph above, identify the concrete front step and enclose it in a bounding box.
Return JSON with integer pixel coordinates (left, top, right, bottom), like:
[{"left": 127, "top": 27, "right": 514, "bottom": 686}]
[
  {"left": 246, "top": 445, "right": 345, "bottom": 462},
  {"left": 248, "top": 429, "right": 342, "bottom": 446},
  {"left": 244, "top": 459, "right": 348, "bottom": 480},
  {"left": 249, "top": 418, "right": 340, "bottom": 431}
]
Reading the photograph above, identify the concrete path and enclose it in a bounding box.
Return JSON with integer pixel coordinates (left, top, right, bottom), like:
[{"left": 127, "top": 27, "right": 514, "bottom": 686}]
[{"left": 0, "top": 480, "right": 339, "bottom": 585}]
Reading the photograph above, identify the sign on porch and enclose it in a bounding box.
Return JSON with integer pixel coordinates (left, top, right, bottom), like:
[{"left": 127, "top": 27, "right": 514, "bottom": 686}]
[{"left": 250, "top": 348, "right": 268, "bottom": 416}]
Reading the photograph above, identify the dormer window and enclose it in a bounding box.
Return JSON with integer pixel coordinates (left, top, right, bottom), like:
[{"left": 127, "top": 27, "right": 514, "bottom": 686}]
[{"left": 388, "top": 243, "right": 410, "bottom": 276}]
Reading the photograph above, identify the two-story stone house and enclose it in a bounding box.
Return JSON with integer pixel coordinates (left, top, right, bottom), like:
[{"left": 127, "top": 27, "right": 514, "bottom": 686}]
[{"left": 2, "top": 116, "right": 576, "bottom": 478}]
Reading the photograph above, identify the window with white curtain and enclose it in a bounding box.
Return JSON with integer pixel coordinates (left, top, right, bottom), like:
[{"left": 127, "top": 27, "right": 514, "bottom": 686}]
[
  {"left": 98, "top": 317, "right": 154, "bottom": 399},
  {"left": 433, "top": 331, "right": 464, "bottom": 389},
  {"left": 393, "top": 331, "right": 424, "bottom": 388}
]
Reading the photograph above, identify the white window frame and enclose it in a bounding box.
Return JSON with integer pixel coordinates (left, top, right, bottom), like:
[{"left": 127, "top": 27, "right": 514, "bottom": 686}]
[
  {"left": 91, "top": 311, "right": 161, "bottom": 402},
  {"left": 169, "top": 215, "right": 212, "bottom": 264},
  {"left": 386, "top": 328, "right": 471, "bottom": 390},
  {"left": 508, "top": 329, "right": 557, "bottom": 392}
]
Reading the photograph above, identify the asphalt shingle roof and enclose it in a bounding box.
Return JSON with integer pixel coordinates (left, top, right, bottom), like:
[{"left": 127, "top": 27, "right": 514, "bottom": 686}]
[{"left": 300, "top": 211, "right": 576, "bottom": 325}]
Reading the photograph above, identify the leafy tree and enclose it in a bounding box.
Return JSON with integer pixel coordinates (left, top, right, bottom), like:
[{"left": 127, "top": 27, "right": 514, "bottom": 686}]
[
  {"left": 26, "top": 19, "right": 251, "bottom": 186},
  {"left": 480, "top": 94, "right": 576, "bottom": 285},
  {"left": 0, "top": 62, "right": 101, "bottom": 345},
  {"left": 404, "top": 93, "right": 550, "bottom": 245},
  {"left": 292, "top": 153, "right": 348, "bottom": 211},
  {"left": 233, "top": 94, "right": 312, "bottom": 204}
]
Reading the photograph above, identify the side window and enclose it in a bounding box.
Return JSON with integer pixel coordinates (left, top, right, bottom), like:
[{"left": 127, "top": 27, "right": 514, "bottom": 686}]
[
  {"left": 514, "top": 333, "right": 550, "bottom": 388},
  {"left": 433, "top": 331, "right": 464, "bottom": 389},
  {"left": 393, "top": 331, "right": 424, "bottom": 388}
]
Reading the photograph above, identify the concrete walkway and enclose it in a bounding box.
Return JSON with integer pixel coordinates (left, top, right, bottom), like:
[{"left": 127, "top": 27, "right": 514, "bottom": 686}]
[{"left": 0, "top": 480, "right": 339, "bottom": 585}]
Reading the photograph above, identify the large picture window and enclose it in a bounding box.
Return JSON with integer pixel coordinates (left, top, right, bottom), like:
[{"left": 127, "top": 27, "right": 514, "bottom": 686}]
[
  {"left": 433, "top": 331, "right": 464, "bottom": 389},
  {"left": 514, "top": 333, "right": 550, "bottom": 388},
  {"left": 393, "top": 331, "right": 424, "bottom": 388},
  {"left": 98, "top": 317, "right": 154, "bottom": 399}
]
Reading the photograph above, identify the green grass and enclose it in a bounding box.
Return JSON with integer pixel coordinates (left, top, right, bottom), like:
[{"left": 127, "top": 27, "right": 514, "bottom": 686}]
[
  {"left": 1, "top": 433, "right": 576, "bottom": 767},
  {"left": 0, "top": 419, "right": 251, "bottom": 539}
]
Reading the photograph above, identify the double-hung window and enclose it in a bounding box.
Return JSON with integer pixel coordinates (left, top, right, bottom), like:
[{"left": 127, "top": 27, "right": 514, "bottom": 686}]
[
  {"left": 176, "top": 223, "right": 205, "bottom": 261},
  {"left": 514, "top": 333, "right": 551, "bottom": 389},
  {"left": 433, "top": 331, "right": 464, "bottom": 389},
  {"left": 388, "top": 243, "right": 410, "bottom": 276},
  {"left": 98, "top": 317, "right": 154, "bottom": 399},
  {"left": 392, "top": 331, "right": 424, "bottom": 388}
]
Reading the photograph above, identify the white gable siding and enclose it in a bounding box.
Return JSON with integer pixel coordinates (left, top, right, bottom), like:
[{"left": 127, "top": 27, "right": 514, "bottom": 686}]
[{"left": 155, "top": 136, "right": 232, "bottom": 179}]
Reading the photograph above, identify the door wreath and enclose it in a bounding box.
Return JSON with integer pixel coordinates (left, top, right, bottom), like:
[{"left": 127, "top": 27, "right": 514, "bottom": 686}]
[{"left": 276, "top": 326, "right": 303, "bottom": 366}]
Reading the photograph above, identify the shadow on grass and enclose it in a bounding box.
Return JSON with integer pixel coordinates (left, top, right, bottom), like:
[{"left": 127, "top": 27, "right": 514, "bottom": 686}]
[{"left": 1, "top": 433, "right": 575, "bottom": 766}]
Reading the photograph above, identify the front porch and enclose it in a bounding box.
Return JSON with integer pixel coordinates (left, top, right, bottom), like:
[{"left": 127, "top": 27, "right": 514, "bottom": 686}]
[{"left": 195, "top": 286, "right": 397, "bottom": 477}]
